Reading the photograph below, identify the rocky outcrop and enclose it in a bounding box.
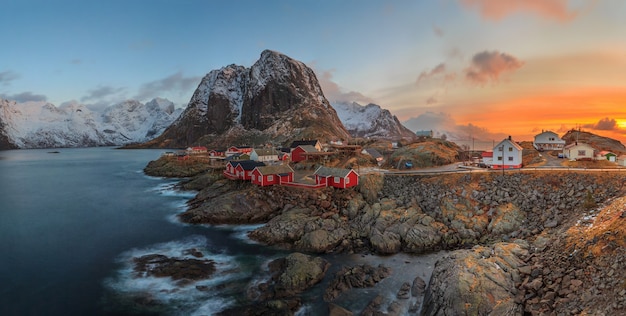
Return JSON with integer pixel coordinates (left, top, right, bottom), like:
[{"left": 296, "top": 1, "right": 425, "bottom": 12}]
[
  {"left": 422, "top": 241, "right": 528, "bottom": 316},
  {"left": 143, "top": 50, "right": 351, "bottom": 149},
  {"left": 224, "top": 253, "right": 329, "bottom": 316},
  {"left": 143, "top": 155, "right": 216, "bottom": 178},
  {"left": 324, "top": 264, "right": 391, "bottom": 302},
  {"left": 181, "top": 172, "right": 625, "bottom": 258},
  {"left": 132, "top": 249, "right": 216, "bottom": 285}
]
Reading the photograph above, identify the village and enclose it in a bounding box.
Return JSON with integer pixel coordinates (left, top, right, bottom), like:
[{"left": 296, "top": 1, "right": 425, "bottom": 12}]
[{"left": 157, "top": 129, "right": 626, "bottom": 192}]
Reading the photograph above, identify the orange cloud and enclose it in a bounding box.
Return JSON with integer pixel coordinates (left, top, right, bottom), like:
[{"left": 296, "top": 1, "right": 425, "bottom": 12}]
[
  {"left": 459, "top": 0, "right": 585, "bottom": 22},
  {"left": 465, "top": 50, "right": 524, "bottom": 84}
]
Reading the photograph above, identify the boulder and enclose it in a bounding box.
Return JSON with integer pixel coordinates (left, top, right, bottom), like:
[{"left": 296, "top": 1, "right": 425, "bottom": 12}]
[{"left": 421, "top": 242, "right": 527, "bottom": 316}]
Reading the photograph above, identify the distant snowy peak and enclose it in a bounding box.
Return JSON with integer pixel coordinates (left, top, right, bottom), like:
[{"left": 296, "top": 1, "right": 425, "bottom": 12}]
[
  {"left": 333, "top": 101, "right": 417, "bottom": 140},
  {"left": 0, "top": 98, "right": 181, "bottom": 149}
]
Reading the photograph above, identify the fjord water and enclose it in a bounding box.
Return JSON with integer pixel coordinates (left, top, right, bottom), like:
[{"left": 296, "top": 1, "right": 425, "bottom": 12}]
[
  {"left": 0, "top": 147, "right": 278, "bottom": 315},
  {"left": 0, "top": 147, "right": 441, "bottom": 315}
]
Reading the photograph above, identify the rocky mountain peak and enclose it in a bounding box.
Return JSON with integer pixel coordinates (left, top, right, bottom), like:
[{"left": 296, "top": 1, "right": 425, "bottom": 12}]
[{"left": 146, "top": 50, "right": 350, "bottom": 148}]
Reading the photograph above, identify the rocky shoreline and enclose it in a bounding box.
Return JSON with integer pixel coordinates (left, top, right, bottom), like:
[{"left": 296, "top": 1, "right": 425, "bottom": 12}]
[{"left": 144, "top": 160, "right": 626, "bottom": 315}]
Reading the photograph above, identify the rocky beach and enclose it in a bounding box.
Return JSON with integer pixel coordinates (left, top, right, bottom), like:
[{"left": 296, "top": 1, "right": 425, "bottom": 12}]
[{"left": 143, "top": 157, "right": 626, "bottom": 315}]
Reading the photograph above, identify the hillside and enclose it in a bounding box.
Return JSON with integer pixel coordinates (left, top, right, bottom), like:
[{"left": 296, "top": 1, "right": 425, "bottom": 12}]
[{"left": 562, "top": 129, "right": 626, "bottom": 154}]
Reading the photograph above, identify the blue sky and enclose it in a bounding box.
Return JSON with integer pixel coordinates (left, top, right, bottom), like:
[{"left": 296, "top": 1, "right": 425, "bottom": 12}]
[{"left": 2, "top": 0, "right": 626, "bottom": 142}]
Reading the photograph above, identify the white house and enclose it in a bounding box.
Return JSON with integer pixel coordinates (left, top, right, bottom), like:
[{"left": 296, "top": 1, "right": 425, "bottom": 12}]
[
  {"left": 533, "top": 130, "right": 565, "bottom": 151},
  {"left": 563, "top": 142, "right": 595, "bottom": 160},
  {"left": 250, "top": 148, "right": 279, "bottom": 162},
  {"left": 492, "top": 137, "right": 523, "bottom": 169},
  {"left": 617, "top": 155, "right": 626, "bottom": 167}
]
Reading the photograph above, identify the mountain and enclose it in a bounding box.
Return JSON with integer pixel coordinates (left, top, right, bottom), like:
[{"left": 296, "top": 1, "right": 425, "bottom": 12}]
[
  {"left": 0, "top": 98, "right": 181, "bottom": 149},
  {"left": 562, "top": 129, "right": 626, "bottom": 154},
  {"left": 141, "top": 50, "right": 351, "bottom": 148},
  {"left": 333, "top": 102, "right": 417, "bottom": 141}
]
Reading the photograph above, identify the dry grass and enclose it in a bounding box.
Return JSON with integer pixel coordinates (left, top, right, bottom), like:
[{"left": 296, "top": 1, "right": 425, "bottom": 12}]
[{"left": 566, "top": 196, "right": 626, "bottom": 257}]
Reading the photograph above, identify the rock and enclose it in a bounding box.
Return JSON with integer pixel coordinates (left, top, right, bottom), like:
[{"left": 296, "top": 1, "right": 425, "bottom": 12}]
[
  {"left": 544, "top": 219, "right": 558, "bottom": 228},
  {"left": 369, "top": 230, "right": 401, "bottom": 254},
  {"left": 421, "top": 243, "right": 524, "bottom": 316},
  {"left": 132, "top": 254, "right": 216, "bottom": 282},
  {"left": 411, "top": 276, "right": 426, "bottom": 296},
  {"left": 324, "top": 264, "right": 391, "bottom": 301},
  {"left": 250, "top": 252, "right": 329, "bottom": 301},
  {"left": 397, "top": 282, "right": 411, "bottom": 299},
  {"left": 328, "top": 303, "right": 353, "bottom": 316}
]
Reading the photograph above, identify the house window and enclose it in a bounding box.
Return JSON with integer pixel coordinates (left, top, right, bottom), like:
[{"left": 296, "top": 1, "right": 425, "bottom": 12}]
[
  {"left": 508, "top": 157, "right": 513, "bottom": 161},
  {"left": 251, "top": 174, "right": 256, "bottom": 181},
  {"left": 268, "top": 175, "right": 273, "bottom": 181},
  {"left": 334, "top": 176, "right": 340, "bottom": 183},
  {"left": 508, "top": 147, "right": 513, "bottom": 152},
  {"left": 346, "top": 177, "right": 350, "bottom": 184},
  {"left": 578, "top": 150, "right": 586, "bottom": 156},
  {"left": 497, "top": 156, "right": 503, "bottom": 161},
  {"left": 498, "top": 146, "right": 503, "bottom": 152}
]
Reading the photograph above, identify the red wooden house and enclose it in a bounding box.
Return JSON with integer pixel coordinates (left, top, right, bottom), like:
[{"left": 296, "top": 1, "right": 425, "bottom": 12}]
[
  {"left": 313, "top": 166, "right": 359, "bottom": 189},
  {"left": 208, "top": 149, "right": 225, "bottom": 157},
  {"left": 224, "top": 160, "right": 265, "bottom": 180},
  {"left": 250, "top": 165, "right": 295, "bottom": 186},
  {"left": 291, "top": 145, "right": 319, "bottom": 162}
]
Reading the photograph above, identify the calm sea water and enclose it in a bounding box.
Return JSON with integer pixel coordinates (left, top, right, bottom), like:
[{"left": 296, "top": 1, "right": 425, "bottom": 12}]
[{"left": 0, "top": 147, "right": 442, "bottom": 315}]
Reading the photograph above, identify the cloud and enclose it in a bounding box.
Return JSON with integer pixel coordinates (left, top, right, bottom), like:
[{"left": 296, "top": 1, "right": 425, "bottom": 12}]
[
  {"left": 583, "top": 117, "right": 619, "bottom": 131},
  {"left": 403, "top": 111, "right": 508, "bottom": 141},
  {"left": 316, "top": 68, "right": 375, "bottom": 104},
  {"left": 465, "top": 50, "right": 524, "bottom": 84},
  {"left": 433, "top": 25, "right": 444, "bottom": 37},
  {"left": 81, "top": 85, "right": 126, "bottom": 102},
  {"left": 459, "top": 0, "right": 588, "bottom": 22},
  {"left": 135, "top": 71, "right": 201, "bottom": 101},
  {"left": 0, "top": 92, "right": 47, "bottom": 102},
  {"left": 426, "top": 96, "right": 438, "bottom": 105},
  {"left": 416, "top": 63, "right": 446, "bottom": 84},
  {"left": 70, "top": 59, "right": 82, "bottom": 65},
  {"left": 0, "top": 70, "right": 20, "bottom": 85}
]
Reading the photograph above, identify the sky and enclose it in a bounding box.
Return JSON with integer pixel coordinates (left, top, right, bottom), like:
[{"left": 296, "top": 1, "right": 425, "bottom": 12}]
[{"left": 1, "top": 0, "right": 626, "bottom": 143}]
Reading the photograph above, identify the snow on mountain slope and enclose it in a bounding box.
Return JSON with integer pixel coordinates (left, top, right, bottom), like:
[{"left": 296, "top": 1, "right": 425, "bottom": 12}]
[
  {"left": 333, "top": 101, "right": 417, "bottom": 140},
  {"left": 0, "top": 98, "right": 181, "bottom": 149}
]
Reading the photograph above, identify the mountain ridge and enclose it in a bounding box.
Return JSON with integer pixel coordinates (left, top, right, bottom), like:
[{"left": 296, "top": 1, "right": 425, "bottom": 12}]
[{"left": 0, "top": 98, "right": 182, "bottom": 149}]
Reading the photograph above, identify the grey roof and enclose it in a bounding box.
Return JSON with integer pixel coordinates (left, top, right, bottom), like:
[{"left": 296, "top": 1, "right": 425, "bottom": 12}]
[
  {"left": 363, "top": 148, "right": 383, "bottom": 159},
  {"left": 313, "top": 166, "right": 357, "bottom": 178},
  {"left": 231, "top": 160, "right": 266, "bottom": 170},
  {"left": 295, "top": 145, "right": 319, "bottom": 153},
  {"left": 255, "top": 164, "right": 294, "bottom": 175},
  {"left": 290, "top": 140, "right": 320, "bottom": 148}
]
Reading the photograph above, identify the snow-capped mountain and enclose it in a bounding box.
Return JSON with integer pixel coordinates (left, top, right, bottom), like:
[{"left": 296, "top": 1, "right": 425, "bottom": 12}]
[
  {"left": 333, "top": 102, "right": 417, "bottom": 140},
  {"left": 143, "top": 50, "right": 350, "bottom": 148},
  {"left": 0, "top": 98, "right": 182, "bottom": 149}
]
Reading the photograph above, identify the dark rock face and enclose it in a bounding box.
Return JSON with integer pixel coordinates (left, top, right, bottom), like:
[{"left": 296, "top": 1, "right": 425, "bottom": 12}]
[
  {"left": 146, "top": 50, "right": 350, "bottom": 148},
  {"left": 0, "top": 117, "right": 17, "bottom": 150}
]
